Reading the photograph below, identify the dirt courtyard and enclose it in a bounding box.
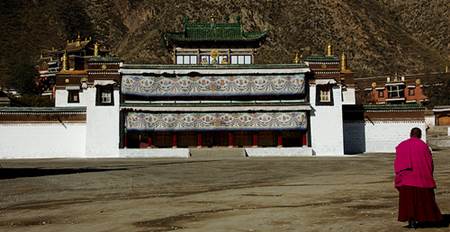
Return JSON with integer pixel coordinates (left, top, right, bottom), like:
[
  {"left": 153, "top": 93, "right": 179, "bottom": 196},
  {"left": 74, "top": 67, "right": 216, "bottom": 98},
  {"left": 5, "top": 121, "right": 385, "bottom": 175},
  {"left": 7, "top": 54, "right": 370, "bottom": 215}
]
[{"left": 1, "top": 150, "right": 449, "bottom": 232}]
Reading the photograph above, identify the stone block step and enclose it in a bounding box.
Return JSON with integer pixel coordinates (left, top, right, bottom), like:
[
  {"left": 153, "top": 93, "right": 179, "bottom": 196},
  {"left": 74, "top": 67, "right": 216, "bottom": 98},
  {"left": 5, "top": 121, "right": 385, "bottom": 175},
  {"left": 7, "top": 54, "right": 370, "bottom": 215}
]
[{"left": 189, "top": 148, "right": 246, "bottom": 158}]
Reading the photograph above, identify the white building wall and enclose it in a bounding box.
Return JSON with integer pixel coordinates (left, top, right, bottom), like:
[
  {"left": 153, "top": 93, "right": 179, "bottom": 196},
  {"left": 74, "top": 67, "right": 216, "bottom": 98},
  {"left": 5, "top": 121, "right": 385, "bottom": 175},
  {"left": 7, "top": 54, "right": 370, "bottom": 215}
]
[
  {"left": 55, "top": 89, "right": 88, "bottom": 107},
  {"left": 365, "top": 121, "right": 426, "bottom": 153},
  {"left": 424, "top": 114, "right": 435, "bottom": 127},
  {"left": 0, "top": 123, "right": 86, "bottom": 159},
  {"left": 309, "top": 84, "right": 345, "bottom": 155},
  {"left": 342, "top": 87, "right": 356, "bottom": 105},
  {"left": 344, "top": 120, "right": 427, "bottom": 153},
  {"left": 85, "top": 87, "right": 120, "bottom": 157}
]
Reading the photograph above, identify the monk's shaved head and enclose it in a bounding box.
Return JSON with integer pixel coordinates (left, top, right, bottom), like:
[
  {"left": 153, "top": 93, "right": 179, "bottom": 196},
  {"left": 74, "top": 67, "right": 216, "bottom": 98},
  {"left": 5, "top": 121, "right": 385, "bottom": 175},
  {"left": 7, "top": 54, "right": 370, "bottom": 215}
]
[{"left": 410, "top": 127, "right": 422, "bottom": 139}]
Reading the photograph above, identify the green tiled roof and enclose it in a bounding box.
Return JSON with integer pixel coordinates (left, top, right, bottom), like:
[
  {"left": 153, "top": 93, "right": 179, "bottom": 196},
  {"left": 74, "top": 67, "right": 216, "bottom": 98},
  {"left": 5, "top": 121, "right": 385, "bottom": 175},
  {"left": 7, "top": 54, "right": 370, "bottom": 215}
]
[
  {"left": 0, "top": 107, "right": 86, "bottom": 113},
  {"left": 89, "top": 56, "right": 121, "bottom": 62},
  {"left": 304, "top": 55, "right": 339, "bottom": 62},
  {"left": 121, "top": 63, "right": 309, "bottom": 69},
  {"left": 363, "top": 104, "right": 424, "bottom": 110},
  {"left": 165, "top": 19, "right": 267, "bottom": 43}
]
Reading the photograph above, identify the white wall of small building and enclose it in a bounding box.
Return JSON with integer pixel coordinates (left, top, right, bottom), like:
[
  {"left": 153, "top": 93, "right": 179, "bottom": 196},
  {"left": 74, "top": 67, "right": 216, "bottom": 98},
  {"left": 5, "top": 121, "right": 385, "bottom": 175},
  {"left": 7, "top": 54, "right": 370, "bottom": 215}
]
[
  {"left": 344, "top": 120, "right": 427, "bottom": 153},
  {"left": 309, "top": 84, "right": 345, "bottom": 155},
  {"left": 85, "top": 87, "right": 120, "bottom": 157},
  {"left": 0, "top": 122, "right": 86, "bottom": 159},
  {"left": 342, "top": 87, "right": 356, "bottom": 105}
]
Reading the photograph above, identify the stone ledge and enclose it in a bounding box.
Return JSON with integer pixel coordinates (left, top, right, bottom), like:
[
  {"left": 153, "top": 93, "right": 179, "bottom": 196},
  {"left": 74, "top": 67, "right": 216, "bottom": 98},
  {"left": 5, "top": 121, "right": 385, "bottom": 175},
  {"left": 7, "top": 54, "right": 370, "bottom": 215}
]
[
  {"left": 119, "top": 148, "right": 190, "bottom": 158},
  {"left": 245, "top": 147, "right": 314, "bottom": 157}
]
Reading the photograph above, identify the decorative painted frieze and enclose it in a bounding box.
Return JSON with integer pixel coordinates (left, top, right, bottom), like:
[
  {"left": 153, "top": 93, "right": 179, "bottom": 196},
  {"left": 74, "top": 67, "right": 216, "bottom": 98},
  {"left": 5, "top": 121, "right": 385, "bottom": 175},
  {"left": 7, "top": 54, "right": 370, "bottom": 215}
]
[
  {"left": 126, "top": 111, "right": 307, "bottom": 131},
  {"left": 121, "top": 75, "right": 305, "bottom": 97}
]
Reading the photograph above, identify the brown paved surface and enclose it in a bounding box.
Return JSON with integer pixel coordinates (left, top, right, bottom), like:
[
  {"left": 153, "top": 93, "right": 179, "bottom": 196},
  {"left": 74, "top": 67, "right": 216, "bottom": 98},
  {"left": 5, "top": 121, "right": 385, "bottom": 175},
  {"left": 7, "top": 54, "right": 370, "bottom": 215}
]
[{"left": 0, "top": 150, "right": 449, "bottom": 232}]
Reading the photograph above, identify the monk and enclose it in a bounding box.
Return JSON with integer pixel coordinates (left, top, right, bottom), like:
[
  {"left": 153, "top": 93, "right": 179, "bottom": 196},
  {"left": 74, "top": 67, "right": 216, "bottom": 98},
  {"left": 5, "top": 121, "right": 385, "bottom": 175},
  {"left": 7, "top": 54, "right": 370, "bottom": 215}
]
[{"left": 394, "top": 127, "right": 442, "bottom": 228}]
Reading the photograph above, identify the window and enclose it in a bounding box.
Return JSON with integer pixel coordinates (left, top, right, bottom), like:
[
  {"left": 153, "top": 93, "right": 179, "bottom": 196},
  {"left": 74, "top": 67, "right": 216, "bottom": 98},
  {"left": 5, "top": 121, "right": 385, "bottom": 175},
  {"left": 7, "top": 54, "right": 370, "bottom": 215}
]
[
  {"left": 219, "top": 56, "right": 228, "bottom": 64},
  {"left": 68, "top": 90, "right": 79, "bottom": 103},
  {"left": 176, "top": 55, "right": 197, "bottom": 64},
  {"left": 200, "top": 55, "right": 210, "bottom": 65},
  {"left": 231, "top": 55, "right": 252, "bottom": 64},
  {"left": 96, "top": 85, "right": 114, "bottom": 106},
  {"left": 378, "top": 90, "right": 384, "bottom": 98},
  {"left": 316, "top": 85, "right": 334, "bottom": 105},
  {"left": 408, "top": 88, "right": 415, "bottom": 96},
  {"left": 387, "top": 85, "right": 405, "bottom": 99}
]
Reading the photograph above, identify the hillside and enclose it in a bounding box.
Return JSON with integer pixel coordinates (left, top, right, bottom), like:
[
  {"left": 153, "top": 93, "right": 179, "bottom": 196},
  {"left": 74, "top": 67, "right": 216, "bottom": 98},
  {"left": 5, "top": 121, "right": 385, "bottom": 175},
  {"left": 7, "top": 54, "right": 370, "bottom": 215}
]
[{"left": 0, "top": 0, "right": 449, "bottom": 87}]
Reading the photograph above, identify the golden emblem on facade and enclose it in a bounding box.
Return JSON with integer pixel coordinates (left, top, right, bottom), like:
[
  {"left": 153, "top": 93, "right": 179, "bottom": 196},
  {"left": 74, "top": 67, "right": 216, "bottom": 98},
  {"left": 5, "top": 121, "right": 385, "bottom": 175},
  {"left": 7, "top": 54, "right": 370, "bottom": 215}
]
[{"left": 210, "top": 49, "right": 219, "bottom": 64}]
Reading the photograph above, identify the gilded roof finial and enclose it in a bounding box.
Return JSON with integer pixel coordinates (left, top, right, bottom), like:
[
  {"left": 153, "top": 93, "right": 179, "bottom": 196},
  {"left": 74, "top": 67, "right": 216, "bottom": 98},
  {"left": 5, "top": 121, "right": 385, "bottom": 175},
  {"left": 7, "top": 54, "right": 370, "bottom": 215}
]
[
  {"left": 94, "top": 42, "right": 99, "bottom": 57},
  {"left": 326, "top": 43, "right": 332, "bottom": 56},
  {"left": 76, "top": 32, "right": 81, "bottom": 47},
  {"left": 446, "top": 65, "right": 449, "bottom": 73},
  {"left": 341, "top": 52, "right": 347, "bottom": 71},
  {"left": 294, "top": 52, "right": 301, "bottom": 64},
  {"left": 62, "top": 51, "right": 67, "bottom": 71}
]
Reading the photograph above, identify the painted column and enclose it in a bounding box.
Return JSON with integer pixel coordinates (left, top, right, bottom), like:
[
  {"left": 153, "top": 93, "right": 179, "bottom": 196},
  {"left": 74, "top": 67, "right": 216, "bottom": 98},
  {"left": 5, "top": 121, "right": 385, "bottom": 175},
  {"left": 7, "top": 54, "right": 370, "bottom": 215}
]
[
  {"left": 252, "top": 132, "right": 258, "bottom": 147},
  {"left": 197, "top": 133, "right": 203, "bottom": 148},
  {"left": 228, "top": 132, "right": 234, "bottom": 148},
  {"left": 302, "top": 131, "right": 308, "bottom": 147},
  {"left": 147, "top": 135, "right": 153, "bottom": 148},
  {"left": 124, "top": 130, "right": 128, "bottom": 148},
  {"left": 172, "top": 133, "right": 177, "bottom": 148},
  {"left": 277, "top": 133, "right": 283, "bottom": 147}
]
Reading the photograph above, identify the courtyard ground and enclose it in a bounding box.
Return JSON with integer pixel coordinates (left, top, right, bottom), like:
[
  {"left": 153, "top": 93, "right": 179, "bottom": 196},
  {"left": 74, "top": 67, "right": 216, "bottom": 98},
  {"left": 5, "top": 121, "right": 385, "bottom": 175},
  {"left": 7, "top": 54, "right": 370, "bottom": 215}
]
[{"left": 0, "top": 149, "right": 449, "bottom": 232}]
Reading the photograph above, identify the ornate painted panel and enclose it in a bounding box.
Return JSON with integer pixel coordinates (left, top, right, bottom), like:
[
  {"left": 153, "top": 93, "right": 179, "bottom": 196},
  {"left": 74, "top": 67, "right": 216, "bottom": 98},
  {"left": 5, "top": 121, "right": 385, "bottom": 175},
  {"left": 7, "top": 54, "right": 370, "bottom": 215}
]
[
  {"left": 121, "top": 75, "right": 305, "bottom": 97},
  {"left": 126, "top": 111, "right": 307, "bottom": 131}
]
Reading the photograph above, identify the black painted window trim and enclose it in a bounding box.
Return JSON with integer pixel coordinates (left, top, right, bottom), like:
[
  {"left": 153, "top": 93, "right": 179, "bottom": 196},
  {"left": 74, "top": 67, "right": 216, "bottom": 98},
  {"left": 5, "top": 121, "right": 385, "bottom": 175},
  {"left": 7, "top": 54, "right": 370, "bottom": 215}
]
[
  {"left": 316, "top": 84, "right": 334, "bottom": 106},
  {"left": 96, "top": 85, "right": 114, "bottom": 106}
]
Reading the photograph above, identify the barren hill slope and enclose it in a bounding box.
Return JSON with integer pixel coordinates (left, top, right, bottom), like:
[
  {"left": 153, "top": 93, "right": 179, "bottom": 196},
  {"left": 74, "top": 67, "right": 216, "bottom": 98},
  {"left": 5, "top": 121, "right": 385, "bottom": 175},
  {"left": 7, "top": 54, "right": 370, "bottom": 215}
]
[{"left": 0, "top": 0, "right": 448, "bottom": 86}]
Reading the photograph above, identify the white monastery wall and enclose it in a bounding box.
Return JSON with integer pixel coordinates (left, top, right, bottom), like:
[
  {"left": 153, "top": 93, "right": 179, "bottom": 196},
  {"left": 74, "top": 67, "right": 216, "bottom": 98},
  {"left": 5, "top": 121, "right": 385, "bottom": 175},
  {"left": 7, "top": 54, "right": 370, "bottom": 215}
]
[
  {"left": 55, "top": 89, "right": 88, "bottom": 107},
  {"left": 0, "top": 123, "right": 86, "bottom": 158},
  {"left": 85, "top": 87, "right": 120, "bottom": 157},
  {"left": 344, "top": 120, "right": 426, "bottom": 153},
  {"left": 309, "top": 85, "right": 345, "bottom": 155}
]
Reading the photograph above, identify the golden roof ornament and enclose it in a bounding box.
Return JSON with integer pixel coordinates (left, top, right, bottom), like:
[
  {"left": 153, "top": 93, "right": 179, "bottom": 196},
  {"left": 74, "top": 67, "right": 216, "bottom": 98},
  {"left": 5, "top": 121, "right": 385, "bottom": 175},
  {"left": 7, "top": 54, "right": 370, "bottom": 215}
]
[
  {"left": 341, "top": 52, "right": 347, "bottom": 71},
  {"left": 326, "top": 43, "right": 332, "bottom": 56},
  {"left": 62, "top": 51, "right": 67, "bottom": 71},
  {"left": 293, "top": 52, "right": 300, "bottom": 64},
  {"left": 94, "top": 42, "right": 99, "bottom": 57},
  {"left": 371, "top": 82, "right": 377, "bottom": 88},
  {"left": 210, "top": 49, "right": 219, "bottom": 64},
  {"left": 76, "top": 33, "right": 81, "bottom": 47}
]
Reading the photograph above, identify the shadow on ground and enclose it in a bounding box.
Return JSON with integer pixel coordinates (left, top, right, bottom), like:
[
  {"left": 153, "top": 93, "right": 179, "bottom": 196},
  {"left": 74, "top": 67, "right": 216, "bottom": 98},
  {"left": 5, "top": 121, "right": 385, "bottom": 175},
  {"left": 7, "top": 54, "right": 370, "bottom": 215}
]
[
  {"left": 415, "top": 214, "right": 450, "bottom": 228},
  {"left": 0, "top": 167, "right": 127, "bottom": 179}
]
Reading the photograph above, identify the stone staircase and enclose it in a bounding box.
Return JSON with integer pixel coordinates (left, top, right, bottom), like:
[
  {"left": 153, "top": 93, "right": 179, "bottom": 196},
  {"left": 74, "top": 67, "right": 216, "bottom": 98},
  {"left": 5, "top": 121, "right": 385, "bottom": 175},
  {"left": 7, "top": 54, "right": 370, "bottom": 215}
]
[{"left": 427, "top": 126, "right": 450, "bottom": 150}]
